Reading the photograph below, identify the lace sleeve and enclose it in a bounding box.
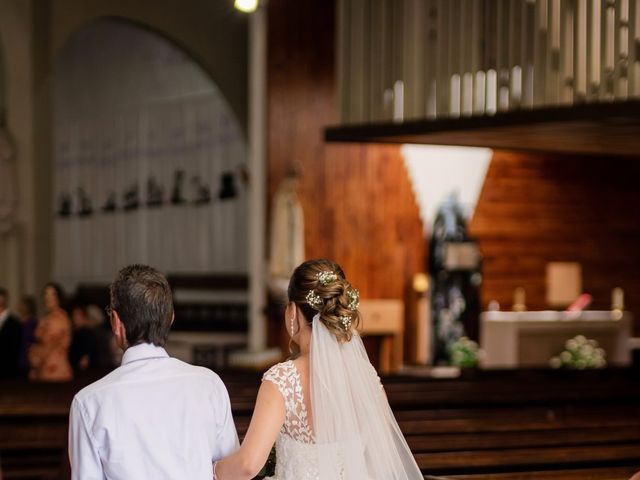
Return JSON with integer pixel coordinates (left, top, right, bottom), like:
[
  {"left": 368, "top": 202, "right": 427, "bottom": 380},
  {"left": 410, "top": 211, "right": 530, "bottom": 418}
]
[
  {"left": 262, "top": 362, "right": 290, "bottom": 399},
  {"left": 262, "top": 361, "right": 314, "bottom": 443}
]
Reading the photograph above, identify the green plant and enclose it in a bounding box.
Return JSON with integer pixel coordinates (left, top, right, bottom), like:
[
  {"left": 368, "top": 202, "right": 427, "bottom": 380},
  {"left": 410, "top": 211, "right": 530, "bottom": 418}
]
[{"left": 449, "top": 336, "right": 480, "bottom": 368}]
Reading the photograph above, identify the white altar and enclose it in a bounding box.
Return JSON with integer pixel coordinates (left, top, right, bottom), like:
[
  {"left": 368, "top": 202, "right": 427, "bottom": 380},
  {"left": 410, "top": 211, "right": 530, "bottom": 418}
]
[{"left": 480, "top": 310, "right": 633, "bottom": 369}]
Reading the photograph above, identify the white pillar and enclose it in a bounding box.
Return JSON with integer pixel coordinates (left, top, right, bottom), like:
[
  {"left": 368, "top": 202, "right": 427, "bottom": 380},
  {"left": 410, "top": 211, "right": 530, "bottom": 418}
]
[
  {"left": 231, "top": 3, "right": 280, "bottom": 368},
  {"left": 0, "top": 0, "right": 52, "bottom": 303},
  {"left": 247, "top": 4, "right": 267, "bottom": 353}
]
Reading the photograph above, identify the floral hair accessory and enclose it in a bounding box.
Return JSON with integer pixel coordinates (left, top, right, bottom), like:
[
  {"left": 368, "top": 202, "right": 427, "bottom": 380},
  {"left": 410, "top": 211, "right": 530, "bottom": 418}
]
[
  {"left": 347, "top": 288, "right": 360, "bottom": 311},
  {"left": 306, "top": 289, "right": 323, "bottom": 310},
  {"left": 317, "top": 270, "right": 338, "bottom": 286},
  {"left": 339, "top": 315, "right": 353, "bottom": 330}
]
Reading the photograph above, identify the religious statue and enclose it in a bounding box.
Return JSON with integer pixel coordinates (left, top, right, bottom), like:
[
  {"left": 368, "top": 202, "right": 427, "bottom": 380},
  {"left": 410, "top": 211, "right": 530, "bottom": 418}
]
[
  {"left": 102, "top": 192, "right": 117, "bottom": 212},
  {"left": 123, "top": 183, "right": 139, "bottom": 211},
  {"left": 268, "top": 173, "right": 304, "bottom": 299},
  {"left": 192, "top": 175, "right": 211, "bottom": 205},
  {"left": 428, "top": 192, "right": 482, "bottom": 365},
  {"left": 77, "top": 187, "right": 93, "bottom": 217},
  {"left": 170, "top": 170, "right": 186, "bottom": 205},
  {"left": 146, "top": 176, "right": 164, "bottom": 207},
  {"left": 58, "top": 193, "right": 73, "bottom": 217},
  {"left": 218, "top": 172, "right": 237, "bottom": 200}
]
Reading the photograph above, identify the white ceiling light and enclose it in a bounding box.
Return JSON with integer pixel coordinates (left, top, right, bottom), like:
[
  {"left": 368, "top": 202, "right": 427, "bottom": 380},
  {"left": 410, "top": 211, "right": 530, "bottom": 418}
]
[{"left": 235, "top": 0, "right": 259, "bottom": 13}]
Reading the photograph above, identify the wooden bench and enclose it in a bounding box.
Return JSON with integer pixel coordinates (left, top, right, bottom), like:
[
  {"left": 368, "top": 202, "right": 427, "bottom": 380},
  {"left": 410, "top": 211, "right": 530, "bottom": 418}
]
[
  {"left": 2, "top": 369, "right": 640, "bottom": 479},
  {"left": 227, "top": 370, "right": 640, "bottom": 478},
  {"left": 429, "top": 468, "right": 640, "bottom": 480}
]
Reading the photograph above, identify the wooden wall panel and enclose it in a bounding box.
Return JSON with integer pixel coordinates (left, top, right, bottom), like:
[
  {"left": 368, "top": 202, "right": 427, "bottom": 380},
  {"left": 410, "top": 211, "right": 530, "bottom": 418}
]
[
  {"left": 266, "top": 0, "right": 640, "bottom": 342},
  {"left": 470, "top": 151, "right": 640, "bottom": 334},
  {"left": 267, "top": 0, "right": 426, "bottom": 301}
]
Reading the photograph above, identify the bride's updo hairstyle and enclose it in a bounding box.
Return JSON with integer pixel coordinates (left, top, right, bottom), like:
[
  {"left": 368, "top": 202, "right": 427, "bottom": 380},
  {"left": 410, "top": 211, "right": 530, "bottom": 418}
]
[{"left": 288, "top": 259, "right": 361, "bottom": 343}]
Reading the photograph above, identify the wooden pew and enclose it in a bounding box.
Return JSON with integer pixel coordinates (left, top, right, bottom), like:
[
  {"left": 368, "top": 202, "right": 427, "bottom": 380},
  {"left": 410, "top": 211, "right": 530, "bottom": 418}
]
[
  {"left": 233, "top": 405, "right": 640, "bottom": 476},
  {"left": 2, "top": 369, "right": 640, "bottom": 479},
  {"left": 0, "top": 373, "right": 103, "bottom": 479},
  {"left": 414, "top": 444, "right": 640, "bottom": 474},
  {"left": 443, "top": 465, "right": 640, "bottom": 479},
  {"left": 226, "top": 369, "right": 640, "bottom": 478}
]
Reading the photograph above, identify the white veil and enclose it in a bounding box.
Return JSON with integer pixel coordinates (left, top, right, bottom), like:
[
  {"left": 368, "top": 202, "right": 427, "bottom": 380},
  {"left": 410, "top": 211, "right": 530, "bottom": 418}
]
[{"left": 310, "top": 314, "right": 423, "bottom": 479}]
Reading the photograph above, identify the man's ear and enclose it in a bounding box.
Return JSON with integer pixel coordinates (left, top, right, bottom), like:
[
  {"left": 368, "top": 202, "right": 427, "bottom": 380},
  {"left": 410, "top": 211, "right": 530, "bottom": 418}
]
[{"left": 111, "top": 310, "right": 127, "bottom": 350}]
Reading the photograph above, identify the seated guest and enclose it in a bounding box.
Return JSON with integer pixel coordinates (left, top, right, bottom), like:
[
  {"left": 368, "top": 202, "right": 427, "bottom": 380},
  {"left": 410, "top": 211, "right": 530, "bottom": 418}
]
[
  {"left": 29, "top": 283, "right": 73, "bottom": 382},
  {"left": 17, "top": 295, "right": 38, "bottom": 374},
  {"left": 69, "top": 303, "right": 114, "bottom": 371},
  {"left": 0, "top": 287, "right": 22, "bottom": 378}
]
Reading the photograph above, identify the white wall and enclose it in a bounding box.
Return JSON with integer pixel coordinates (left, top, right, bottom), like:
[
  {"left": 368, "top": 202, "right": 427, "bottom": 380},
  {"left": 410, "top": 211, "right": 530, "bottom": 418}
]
[
  {"left": 53, "top": 19, "right": 247, "bottom": 289},
  {"left": 0, "top": 0, "right": 248, "bottom": 304}
]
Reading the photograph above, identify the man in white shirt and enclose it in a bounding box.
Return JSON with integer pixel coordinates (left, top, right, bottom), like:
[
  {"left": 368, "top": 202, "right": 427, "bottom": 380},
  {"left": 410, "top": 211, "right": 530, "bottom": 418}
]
[{"left": 69, "top": 265, "right": 238, "bottom": 479}]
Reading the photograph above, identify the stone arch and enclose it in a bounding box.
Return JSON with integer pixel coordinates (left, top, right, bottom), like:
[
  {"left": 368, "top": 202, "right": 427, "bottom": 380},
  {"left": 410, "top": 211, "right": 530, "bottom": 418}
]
[
  {"left": 50, "top": 1, "right": 247, "bottom": 132},
  {"left": 51, "top": 17, "right": 249, "bottom": 285}
]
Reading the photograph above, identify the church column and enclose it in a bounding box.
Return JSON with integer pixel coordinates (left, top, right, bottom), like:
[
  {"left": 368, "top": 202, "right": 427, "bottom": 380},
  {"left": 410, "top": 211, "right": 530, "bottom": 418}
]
[
  {"left": 31, "top": 0, "right": 53, "bottom": 298},
  {"left": 0, "top": 0, "right": 52, "bottom": 302},
  {"left": 247, "top": 3, "right": 267, "bottom": 353},
  {"left": 231, "top": 3, "right": 280, "bottom": 367}
]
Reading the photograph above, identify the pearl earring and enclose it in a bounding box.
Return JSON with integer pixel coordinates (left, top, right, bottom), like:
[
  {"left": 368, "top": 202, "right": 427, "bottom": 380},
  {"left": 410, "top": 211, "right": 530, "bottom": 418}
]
[{"left": 290, "top": 317, "right": 295, "bottom": 336}]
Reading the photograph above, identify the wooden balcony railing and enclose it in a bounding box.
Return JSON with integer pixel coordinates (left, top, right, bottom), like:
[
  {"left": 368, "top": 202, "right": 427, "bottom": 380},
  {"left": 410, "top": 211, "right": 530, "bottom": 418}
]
[{"left": 338, "top": 0, "right": 640, "bottom": 124}]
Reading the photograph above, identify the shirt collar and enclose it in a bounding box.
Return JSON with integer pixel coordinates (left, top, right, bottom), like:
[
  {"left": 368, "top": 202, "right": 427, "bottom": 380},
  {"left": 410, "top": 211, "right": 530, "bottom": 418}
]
[{"left": 121, "top": 342, "right": 169, "bottom": 365}]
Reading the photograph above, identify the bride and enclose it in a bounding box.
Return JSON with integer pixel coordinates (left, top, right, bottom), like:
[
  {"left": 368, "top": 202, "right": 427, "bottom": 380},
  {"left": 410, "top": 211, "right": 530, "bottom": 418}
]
[{"left": 213, "top": 259, "right": 423, "bottom": 479}]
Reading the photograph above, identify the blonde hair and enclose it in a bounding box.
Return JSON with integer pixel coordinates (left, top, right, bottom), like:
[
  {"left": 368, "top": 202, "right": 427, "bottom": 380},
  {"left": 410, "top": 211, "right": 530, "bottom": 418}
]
[{"left": 288, "top": 259, "right": 360, "bottom": 343}]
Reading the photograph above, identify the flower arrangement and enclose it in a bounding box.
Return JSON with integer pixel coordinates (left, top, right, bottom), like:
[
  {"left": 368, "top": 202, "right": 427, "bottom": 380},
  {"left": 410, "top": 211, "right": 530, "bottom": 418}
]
[
  {"left": 549, "top": 335, "right": 607, "bottom": 370},
  {"left": 449, "top": 336, "right": 481, "bottom": 368}
]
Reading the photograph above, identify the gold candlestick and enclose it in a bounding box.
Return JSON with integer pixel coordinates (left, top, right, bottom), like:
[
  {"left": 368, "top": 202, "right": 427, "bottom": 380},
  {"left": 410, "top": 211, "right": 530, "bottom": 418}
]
[
  {"left": 611, "top": 287, "right": 624, "bottom": 320},
  {"left": 512, "top": 287, "right": 526, "bottom": 312}
]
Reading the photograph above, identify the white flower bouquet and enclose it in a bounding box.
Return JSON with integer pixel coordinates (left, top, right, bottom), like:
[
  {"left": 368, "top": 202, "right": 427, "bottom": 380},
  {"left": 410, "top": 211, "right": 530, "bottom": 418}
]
[
  {"left": 449, "top": 336, "right": 481, "bottom": 368},
  {"left": 549, "top": 335, "right": 607, "bottom": 370}
]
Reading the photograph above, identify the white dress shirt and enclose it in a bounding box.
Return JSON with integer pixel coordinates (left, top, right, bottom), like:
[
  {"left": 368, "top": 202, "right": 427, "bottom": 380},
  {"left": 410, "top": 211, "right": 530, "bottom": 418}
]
[{"left": 69, "top": 343, "right": 239, "bottom": 480}]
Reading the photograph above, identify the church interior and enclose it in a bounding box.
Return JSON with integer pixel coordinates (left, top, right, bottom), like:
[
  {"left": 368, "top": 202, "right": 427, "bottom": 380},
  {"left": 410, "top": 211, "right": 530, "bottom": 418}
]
[{"left": 1, "top": 0, "right": 640, "bottom": 478}]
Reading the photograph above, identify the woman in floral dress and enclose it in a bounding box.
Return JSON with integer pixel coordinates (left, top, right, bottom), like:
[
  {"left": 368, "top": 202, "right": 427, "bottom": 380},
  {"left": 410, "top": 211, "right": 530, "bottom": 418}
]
[{"left": 29, "top": 283, "right": 73, "bottom": 382}]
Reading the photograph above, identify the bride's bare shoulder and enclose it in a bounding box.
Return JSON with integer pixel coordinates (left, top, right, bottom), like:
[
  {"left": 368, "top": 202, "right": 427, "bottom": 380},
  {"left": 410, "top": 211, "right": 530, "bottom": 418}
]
[{"left": 291, "top": 355, "right": 309, "bottom": 374}]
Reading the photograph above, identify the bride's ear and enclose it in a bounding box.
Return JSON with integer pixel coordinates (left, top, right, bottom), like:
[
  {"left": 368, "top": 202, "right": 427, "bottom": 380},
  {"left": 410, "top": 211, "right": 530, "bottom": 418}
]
[
  {"left": 284, "top": 302, "right": 298, "bottom": 336},
  {"left": 285, "top": 301, "right": 295, "bottom": 319},
  {"left": 295, "top": 305, "right": 309, "bottom": 331}
]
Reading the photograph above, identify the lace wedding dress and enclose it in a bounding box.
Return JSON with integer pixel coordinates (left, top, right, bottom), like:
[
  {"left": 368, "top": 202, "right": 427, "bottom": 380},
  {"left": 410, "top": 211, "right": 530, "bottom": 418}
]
[
  {"left": 262, "top": 360, "right": 326, "bottom": 479},
  {"left": 263, "top": 316, "right": 423, "bottom": 480}
]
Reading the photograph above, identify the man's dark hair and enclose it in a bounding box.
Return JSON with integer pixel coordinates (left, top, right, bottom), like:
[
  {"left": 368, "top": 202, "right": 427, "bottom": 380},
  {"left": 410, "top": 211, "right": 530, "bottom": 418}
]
[
  {"left": 110, "top": 265, "right": 174, "bottom": 347},
  {"left": 43, "top": 282, "right": 67, "bottom": 310}
]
